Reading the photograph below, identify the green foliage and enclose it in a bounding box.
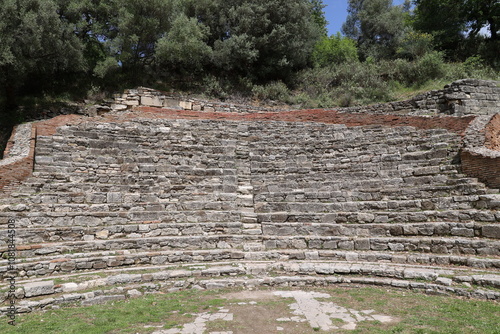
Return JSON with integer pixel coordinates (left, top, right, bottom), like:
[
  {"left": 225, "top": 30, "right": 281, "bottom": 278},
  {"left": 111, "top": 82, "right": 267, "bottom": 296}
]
[
  {"left": 252, "top": 81, "right": 290, "bottom": 102},
  {"left": 415, "top": 51, "right": 446, "bottom": 82},
  {"left": 205, "top": 0, "right": 322, "bottom": 81},
  {"left": 397, "top": 29, "right": 434, "bottom": 60},
  {"left": 463, "top": 0, "right": 500, "bottom": 41},
  {"left": 309, "top": 0, "right": 328, "bottom": 37},
  {"left": 412, "top": 0, "right": 466, "bottom": 57},
  {"left": 155, "top": 14, "right": 212, "bottom": 74},
  {"left": 313, "top": 33, "right": 359, "bottom": 67},
  {"left": 0, "top": 0, "right": 85, "bottom": 104},
  {"left": 342, "top": 0, "right": 407, "bottom": 60},
  {"left": 111, "top": 0, "right": 174, "bottom": 74}
]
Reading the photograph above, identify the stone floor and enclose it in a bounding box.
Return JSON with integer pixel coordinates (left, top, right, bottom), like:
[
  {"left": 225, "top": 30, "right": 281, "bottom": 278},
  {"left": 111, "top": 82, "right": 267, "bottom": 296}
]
[{"left": 150, "top": 289, "right": 394, "bottom": 334}]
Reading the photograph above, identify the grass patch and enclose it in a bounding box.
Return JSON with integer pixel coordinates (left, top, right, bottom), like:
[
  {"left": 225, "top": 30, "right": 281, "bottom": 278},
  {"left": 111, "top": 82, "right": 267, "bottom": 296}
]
[{"left": 0, "top": 286, "right": 498, "bottom": 333}]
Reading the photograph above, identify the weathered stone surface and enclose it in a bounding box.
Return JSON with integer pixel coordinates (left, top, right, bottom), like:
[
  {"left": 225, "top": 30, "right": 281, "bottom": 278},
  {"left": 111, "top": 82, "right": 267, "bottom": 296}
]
[
  {"left": 141, "top": 96, "right": 163, "bottom": 107},
  {"left": 24, "top": 281, "right": 54, "bottom": 297},
  {"left": 482, "top": 225, "right": 500, "bottom": 238},
  {"left": 2, "top": 83, "right": 500, "bottom": 317}
]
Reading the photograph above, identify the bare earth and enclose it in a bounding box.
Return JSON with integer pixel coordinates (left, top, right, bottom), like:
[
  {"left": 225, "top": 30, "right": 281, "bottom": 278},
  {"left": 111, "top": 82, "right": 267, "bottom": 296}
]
[{"left": 151, "top": 290, "right": 396, "bottom": 334}]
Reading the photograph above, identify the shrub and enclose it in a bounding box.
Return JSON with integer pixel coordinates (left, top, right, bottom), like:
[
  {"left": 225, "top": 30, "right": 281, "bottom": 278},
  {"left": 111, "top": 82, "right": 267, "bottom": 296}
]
[
  {"left": 312, "top": 33, "right": 359, "bottom": 67},
  {"left": 415, "top": 51, "right": 446, "bottom": 83},
  {"left": 252, "top": 81, "right": 290, "bottom": 102}
]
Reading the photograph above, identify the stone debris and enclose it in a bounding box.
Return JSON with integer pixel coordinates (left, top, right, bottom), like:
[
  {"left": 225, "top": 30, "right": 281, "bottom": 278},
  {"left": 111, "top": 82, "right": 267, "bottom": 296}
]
[
  {"left": 274, "top": 290, "right": 394, "bottom": 331},
  {"left": 152, "top": 308, "right": 233, "bottom": 334}
]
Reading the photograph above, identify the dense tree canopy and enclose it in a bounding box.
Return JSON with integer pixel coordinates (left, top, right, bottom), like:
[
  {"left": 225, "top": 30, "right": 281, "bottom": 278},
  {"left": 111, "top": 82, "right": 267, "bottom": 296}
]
[
  {"left": 342, "top": 0, "right": 409, "bottom": 60},
  {"left": 0, "top": 0, "right": 324, "bottom": 104},
  {"left": 0, "top": 0, "right": 499, "bottom": 115},
  {"left": 0, "top": 0, "right": 85, "bottom": 105}
]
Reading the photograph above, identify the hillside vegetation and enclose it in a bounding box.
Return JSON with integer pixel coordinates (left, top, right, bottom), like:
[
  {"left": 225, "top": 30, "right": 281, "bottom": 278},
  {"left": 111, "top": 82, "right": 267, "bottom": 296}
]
[{"left": 0, "top": 0, "right": 499, "bottom": 122}]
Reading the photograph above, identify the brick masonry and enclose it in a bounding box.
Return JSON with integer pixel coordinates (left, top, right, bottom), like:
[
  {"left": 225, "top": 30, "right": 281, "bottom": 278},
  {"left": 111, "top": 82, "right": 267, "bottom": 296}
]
[{"left": 461, "top": 114, "right": 500, "bottom": 189}]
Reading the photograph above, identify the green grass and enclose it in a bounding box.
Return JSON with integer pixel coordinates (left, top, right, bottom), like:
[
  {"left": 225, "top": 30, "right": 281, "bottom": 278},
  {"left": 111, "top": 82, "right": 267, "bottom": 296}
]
[
  {"left": 0, "top": 286, "right": 498, "bottom": 333},
  {"left": 0, "top": 289, "right": 225, "bottom": 334}
]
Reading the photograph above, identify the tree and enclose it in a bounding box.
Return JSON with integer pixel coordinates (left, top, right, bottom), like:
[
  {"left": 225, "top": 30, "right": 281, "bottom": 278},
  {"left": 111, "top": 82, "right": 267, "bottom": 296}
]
[
  {"left": 309, "top": 0, "right": 328, "bottom": 37},
  {"left": 0, "top": 0, "right": 85, "bottom": 107},
  {"left": 342, "top": 0, "right": 407, "bottom": 60},
  {"left": 412, "top": 0, "right": 467, "bottom": 58},
  {"left": 187, "top": 0, "right": 322, "bottom": 82},
  {"left": 110, "top": 0, "right": 175, "bottom": 78},
  {"left": 313, "top": 33, "right": 358, "bottom": 66},
  {"left": 463, "top": 0, "right": 499, "bottom": 41},
  {"left": 155, "top": 14, "right": 212, "bottom": 75}
]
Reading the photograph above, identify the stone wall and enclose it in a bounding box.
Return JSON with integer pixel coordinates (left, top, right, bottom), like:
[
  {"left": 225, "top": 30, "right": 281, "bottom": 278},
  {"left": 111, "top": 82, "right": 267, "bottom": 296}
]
[
  {"left": 337, "top": 79, "right": 500, "bottom": 116},
  {"left": 113, "top": 87, "right": 288, "bottom": 113},
  {"left": 0, "top": 115, "right": 83, "bottom": 194},
  {"left": 461, "top": 115, "right": 500, "bottom": 189},
  {"left": 0, "top": 124, "right": 36, "bottom": 194},
  {"left": 115, "top": 79, "right": 500, "bottom": 116}
]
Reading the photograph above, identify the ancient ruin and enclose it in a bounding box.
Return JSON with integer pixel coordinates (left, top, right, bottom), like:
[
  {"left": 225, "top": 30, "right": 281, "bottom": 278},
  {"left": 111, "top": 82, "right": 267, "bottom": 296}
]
[{"left": 0, "top": 79, "right": 499, "bottom": 315}]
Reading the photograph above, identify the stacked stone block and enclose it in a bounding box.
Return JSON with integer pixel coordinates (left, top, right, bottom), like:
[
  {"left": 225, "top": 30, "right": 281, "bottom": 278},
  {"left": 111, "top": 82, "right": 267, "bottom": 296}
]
[{"left": 0, "top": 113, "right": 499, "bottom": 313}]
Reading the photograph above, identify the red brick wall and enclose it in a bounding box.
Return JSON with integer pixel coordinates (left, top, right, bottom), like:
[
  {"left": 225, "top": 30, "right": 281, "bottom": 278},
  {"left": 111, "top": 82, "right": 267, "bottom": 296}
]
[
  {"left": 0, "top": 114, "right": 83, "bottom": 195},
  {"left": 461, "top": 151, "right": 500, "bottom": 189},
  {"left": 485, "top": 114, "right": 500, "bottom": 151}
]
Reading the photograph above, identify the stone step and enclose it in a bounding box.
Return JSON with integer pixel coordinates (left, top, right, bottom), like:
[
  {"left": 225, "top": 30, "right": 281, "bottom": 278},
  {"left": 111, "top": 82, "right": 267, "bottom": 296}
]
[
  {"left": 33, "top": 164, "right": 238, "bottom": 175},
  {"left": 1, "top": 261, "right": 499, "bottom": 316},
  {"left": 3, "top": 248, "right": 499, "bottom": 283},
  {"left": 3, "top": 234, "right": 499, "bottom": 263},
  {"left": 3, "top": 272, "right": 498, "bottom": 316},
  {"left": 13, "top": 200, "right": 238, "bottom": 212},
  {"left": 2, "top": 234, "right": 261, "bottom": 258},
  {"left": 0, "top": 210, "right": 242, "bottom": 227},
  {"left": 257, "top": 209, "right": 500, "bottom": 224},
  {"left": 255, "top": 195, "right": 500, "bottom": 213},
  {"left": 260, "top": 222, "right": 500, "bottom": 239},
  {"left": 22, "top": 172, "right": 486, "bottom": 196},
  {"left": 6, "top": 191, "right": 240, "bottom": 205},
  {"left": 6, "top": 179, "right": 492, "bottom": 205},
  {"left": 0, "top": 221, "right": 260, "bottom": 244},
  {"left": 27, "top": 172, "right": 238, "bottom": 185},
  {"left": 44, "top": 124, "right": 457, "bottom": 146},
  {"left": 4, "top": 221, "right": 498, "bottom": 247}
]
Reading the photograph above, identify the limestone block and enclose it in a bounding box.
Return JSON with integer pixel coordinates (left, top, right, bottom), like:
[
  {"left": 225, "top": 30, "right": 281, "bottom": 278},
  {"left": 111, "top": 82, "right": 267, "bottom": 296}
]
[
  {"left": 179, "top": 101, "right": 193, "bottom": 110},
  {"left": 95, "top": 230, "right": 109, "bottom": 239},
  {"left": 141, "top": 96, "right": 163, "bottom": 107},
  {"left": 163, "top": 98, "right": 180, "bottom": 108},
  {"left": 435, "top": 277, "right": 453, "bottom": 286},
  {"left": 24, "top": 281, "right": 54, "bottom": 297},
  {"left": 107, "top": 192, "right": 122, "bottom": 203},
  {"left": 482, "top": 225, "right": 500, "bottom": 239},
  {"left": 127, "top": 289, "right": 142, "bottom": 298},
  {"left": 357, "top": 213, "right": 375, "bottom": 223},
  {"left": 61, "top": 283, "right": 79, "bottom": 292},
  {"left": 82, "top": 295, "right": 125, "bottom": 306},
  {"left": 124, "top": 100, "right": 140, "bottom": 106},
  {"left": 111, "top": 104, "right": 128, "bottom": 111},
  {"left": 107, "top": 274, "right": 142, "bottom": 285}
]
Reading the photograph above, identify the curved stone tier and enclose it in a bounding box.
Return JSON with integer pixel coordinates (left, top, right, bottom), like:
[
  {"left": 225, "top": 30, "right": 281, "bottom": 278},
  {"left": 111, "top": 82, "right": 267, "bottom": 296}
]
[{"left": 1, "top": 109, "right": 499, "bottom": 315}]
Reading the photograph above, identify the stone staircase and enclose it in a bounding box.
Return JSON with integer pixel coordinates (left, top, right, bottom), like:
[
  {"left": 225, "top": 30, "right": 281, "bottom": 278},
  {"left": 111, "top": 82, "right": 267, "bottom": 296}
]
[{"left": 1, "top": 115, "right": 499, "bottom": 314}]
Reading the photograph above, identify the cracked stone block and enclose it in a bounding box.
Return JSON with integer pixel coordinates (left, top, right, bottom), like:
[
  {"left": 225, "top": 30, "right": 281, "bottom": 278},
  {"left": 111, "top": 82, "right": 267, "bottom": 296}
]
[{"left": 24, "top": 281, "right": 54, "bottom": 297}]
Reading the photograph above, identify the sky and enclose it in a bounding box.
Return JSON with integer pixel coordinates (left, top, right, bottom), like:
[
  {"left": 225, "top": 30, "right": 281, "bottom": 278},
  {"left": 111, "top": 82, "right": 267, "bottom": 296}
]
[{"left": 324, "top": 0, "right": 408, "bottom": 36}]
